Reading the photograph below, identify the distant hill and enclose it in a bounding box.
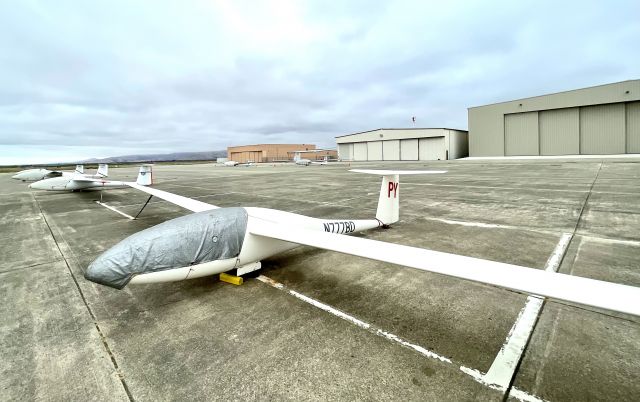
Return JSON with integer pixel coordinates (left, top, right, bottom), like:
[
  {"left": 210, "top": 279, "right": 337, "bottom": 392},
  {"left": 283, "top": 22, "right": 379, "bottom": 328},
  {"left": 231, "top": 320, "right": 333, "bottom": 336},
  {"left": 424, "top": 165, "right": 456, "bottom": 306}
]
[{"left": 81, "top": 150, "right": 227, "bottom": 163}]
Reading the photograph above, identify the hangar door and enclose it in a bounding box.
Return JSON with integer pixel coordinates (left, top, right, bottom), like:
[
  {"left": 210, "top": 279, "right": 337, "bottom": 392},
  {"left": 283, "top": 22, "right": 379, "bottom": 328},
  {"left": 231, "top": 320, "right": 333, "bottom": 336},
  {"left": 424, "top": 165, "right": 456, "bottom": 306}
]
[
  {"left": 353, "top": 142, "right": 368, "bottom": 161},
  {"left": 580, "top": 103, "right": 625, "bottom": 154},
  {"left": 383, "top": 140, "right": 400, "bottom": 160},
  {"left": 419, "top": 137, "right": 446, "bottom": 160},
  {"left": 539, "top": 108, "right": 579, "bottom": 155},
  {"left": 505, "top": 112, "right": 539, "bottom": 156},
  {"left": 367, "top": 141, "right": 383, "bottom": 160},
  {"left": 400, "top": 139, "right": 419, "bottom": 160},
  {"left": 338, "top": 143, "right": 353, "bottom": 160},
  {"left": 231, "top": 151, "right": 261, "bottom": 163},
  {"left": 628, "top": 101, "right": 640, "bottom": 153}
]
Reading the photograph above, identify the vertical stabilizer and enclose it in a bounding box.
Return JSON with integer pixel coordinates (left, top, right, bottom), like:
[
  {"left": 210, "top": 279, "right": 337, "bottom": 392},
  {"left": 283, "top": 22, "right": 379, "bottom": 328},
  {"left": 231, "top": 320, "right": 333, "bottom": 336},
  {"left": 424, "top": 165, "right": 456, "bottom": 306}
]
[
  {"left": 376, "top": 174, "right": 400, "bottom": 225},
  {"left": 75, "top": 165, "right": 84, "bottom": 174},
  {"left": 97, "top": 164, "right": 108, "bottom": 177},
  {"left": 349, "top": 169, "right": 448, "bottom": 226},
  {"left": 136, "top": 165, "right": 153, "bottom": 186}
]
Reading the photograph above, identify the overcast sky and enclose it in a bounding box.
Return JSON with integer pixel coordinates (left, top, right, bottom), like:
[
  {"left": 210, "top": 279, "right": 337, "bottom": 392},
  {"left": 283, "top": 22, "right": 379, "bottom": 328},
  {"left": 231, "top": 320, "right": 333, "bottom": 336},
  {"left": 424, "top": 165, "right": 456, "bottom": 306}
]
[{"left": 1, "top": 0, "right": 639, "bottom": 164}]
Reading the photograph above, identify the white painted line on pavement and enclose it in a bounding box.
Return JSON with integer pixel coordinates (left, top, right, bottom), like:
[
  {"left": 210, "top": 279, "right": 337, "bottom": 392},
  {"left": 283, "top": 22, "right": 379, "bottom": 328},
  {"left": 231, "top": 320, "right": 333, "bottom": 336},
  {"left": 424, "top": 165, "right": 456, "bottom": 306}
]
[
  {"left": 257, "top": 274, "right": 550, "bottom": 400},
  {"left": 471, "top": 233, "right": 572, "bottom": 393},
  {"left": 95, "top": 201, "right": 135, "bottom": 220},
  {"left": 257, "top": 275, "right": 450, "bottom": 362}
]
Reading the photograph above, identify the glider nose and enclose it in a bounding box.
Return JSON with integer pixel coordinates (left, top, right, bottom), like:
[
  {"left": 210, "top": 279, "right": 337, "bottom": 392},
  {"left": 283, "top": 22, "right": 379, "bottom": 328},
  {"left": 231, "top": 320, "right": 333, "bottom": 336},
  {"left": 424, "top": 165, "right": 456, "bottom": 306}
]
[
  {"left": 85, "top": 254, "right": 131, "bottom": 290},
  {"left": 12, "top": 174, "right": 21, "bottom": 180},
  {"left": 85, "top": 208, "right": 248, "bottom": 289},
  {"left": 28, "top": 181, "right": 44, "bottom": 190}
]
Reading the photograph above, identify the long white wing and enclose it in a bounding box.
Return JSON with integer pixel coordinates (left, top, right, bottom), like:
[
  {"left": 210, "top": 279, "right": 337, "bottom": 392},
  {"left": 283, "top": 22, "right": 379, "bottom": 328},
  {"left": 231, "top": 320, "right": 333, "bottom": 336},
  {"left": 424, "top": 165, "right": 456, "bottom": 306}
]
[
  {"left": 250, "top": 220, "right": 640, "bottom": 317},
  {"left": 68, "top": 176, "right": 104, "bottom": 182},
  {"left": 126, "top": 182, "right": 218, "bottom": 212}
]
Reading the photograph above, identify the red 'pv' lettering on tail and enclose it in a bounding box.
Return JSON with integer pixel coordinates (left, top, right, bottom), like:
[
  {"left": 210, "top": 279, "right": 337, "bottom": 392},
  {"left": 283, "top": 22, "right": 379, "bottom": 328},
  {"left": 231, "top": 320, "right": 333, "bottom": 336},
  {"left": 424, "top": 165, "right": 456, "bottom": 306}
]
[{"left": 387, "top": 182, "right": 399, "bottom": 198}]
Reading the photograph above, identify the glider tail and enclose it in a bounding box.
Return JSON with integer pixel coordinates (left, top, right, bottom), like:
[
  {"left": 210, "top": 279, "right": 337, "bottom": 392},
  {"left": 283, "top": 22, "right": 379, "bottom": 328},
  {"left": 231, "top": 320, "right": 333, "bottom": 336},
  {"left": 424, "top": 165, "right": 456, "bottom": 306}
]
[
  {"left": 375, "top": 173, "right": 401, "bottom": 225},
  {"left": 97, "top": 164, "right": 108, "bottom": 177},
  {"left": 136, "top": 165, "right": 153, "bottom": 186},
  {"left": 75, "top": 164, "right": 84, "bottom": 174},
  {"left": 350, "top": 169, "right": 448, "bottom": 226}
]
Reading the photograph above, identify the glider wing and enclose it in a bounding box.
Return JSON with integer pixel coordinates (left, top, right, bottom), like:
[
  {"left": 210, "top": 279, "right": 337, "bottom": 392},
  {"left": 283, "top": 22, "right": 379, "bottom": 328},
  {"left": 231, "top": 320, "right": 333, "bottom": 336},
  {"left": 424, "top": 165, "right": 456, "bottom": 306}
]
[
  {"left": 249, "top": 220, "right": 640, "bottom": 317},
  {"left": 126, "top": 182, "right": 218, "bottom": 212}
]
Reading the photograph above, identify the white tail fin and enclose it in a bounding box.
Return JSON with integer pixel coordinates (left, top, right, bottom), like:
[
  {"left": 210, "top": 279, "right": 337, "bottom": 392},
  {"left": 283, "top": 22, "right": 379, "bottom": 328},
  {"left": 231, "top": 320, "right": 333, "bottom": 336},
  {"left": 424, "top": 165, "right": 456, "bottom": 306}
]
[
  {"left": 136, "top": 165, "right": 153, "bottom": 186},
  {"left": 75, "top": 164, "right": 84, "bottom": 174},
  {"left": 376, "top": 173, "right": 400, "bottom": 224},
  {"left": 97, "top": 164, "right": 108, "bottom": 177},
  {"left": 350, "top": 169, "right": 447, "bottom": 225}
]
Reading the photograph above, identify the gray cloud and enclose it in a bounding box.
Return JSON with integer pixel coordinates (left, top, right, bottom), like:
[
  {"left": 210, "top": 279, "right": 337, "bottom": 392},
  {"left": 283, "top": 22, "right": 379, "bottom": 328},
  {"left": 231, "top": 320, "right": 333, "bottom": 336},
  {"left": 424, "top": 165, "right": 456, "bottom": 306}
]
[{"left": 0, "top": 0, "right": 639, "bottom": 164}]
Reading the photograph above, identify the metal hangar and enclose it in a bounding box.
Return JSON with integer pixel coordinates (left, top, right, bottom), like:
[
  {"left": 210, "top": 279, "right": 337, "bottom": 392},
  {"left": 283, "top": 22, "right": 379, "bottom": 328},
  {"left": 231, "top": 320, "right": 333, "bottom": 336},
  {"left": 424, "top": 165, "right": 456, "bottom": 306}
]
[
  {"left": 227, "top": 144, "right": 323, "bottom": 163},
  {"left": 468, "top": 80, "right": 640, "bottom": 156},
  {"left": 335, "top": 128, "right": 469, "bottom": 161}
]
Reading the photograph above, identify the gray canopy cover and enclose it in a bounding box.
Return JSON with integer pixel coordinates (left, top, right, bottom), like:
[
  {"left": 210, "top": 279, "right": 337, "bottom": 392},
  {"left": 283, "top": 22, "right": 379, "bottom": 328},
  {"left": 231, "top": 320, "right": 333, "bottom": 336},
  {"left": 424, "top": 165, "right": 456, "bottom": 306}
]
[{"left": 85, "top": 207, "right": 248, "bottom": 289}]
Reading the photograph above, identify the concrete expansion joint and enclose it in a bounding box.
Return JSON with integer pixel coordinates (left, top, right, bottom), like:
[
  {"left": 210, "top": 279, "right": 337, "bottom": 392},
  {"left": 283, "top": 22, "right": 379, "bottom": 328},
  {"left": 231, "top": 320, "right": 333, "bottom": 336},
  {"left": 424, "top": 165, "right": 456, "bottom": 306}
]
[{"left": 31, "top": 193, "right": 136, "bottom": 402}]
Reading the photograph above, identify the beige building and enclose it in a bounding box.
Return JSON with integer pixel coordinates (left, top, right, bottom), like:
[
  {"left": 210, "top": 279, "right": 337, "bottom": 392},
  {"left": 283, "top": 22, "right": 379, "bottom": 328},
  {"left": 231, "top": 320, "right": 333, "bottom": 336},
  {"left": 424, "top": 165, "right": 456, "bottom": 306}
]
[
  {"left": 469, "top": 80, "right": 640, "bottom": 156},
  {"left": 227, "top": 144, "right": 329, "bottom": 163},
  {"left": 286, "top": 149, "right": 338, "bottom": 161},
  {"left": 336, "top": 128, "right": 469, "bottom": 161}
]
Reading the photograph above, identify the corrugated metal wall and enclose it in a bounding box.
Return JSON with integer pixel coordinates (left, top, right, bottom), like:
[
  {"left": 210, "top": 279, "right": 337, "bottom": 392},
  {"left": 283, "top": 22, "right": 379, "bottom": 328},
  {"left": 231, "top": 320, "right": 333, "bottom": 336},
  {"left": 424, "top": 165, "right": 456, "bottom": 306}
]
[
  {"left": 579, "top": 103, "right": 625, "bottom": 154},
  {"left": 353, "top": 143, "right": 368, "bottom": 161},
  {"left": 419, "top": 137, "right": 446, "bottom": 160},
  {"left": 504, "top": 112, "right": 539, "bottom": 155},
  {"left": 469, "top": 80, "right": 640, "bottom": 156},
  {"left": 627, "top": 101, "right": 640, "bottom": 153},
  {"left": 400, "top": 139, "right": 418, "bottom": 160},
  {"left": 337, "top": 129, "right": 463, "bottom": 160},
  {"left": 338, "top": 144, "right": 353, "bottom": 160},
  {"left": 539, "top": 108, "right": 579, "bottom": 155},
  {"left": 474, "top": 101, "right": 640, "bottom": 156},
  {"left": 383, "top": 140, "right": 400, "bottom": 160},
  {"left": 367, "top": 141, "right": 383, "bottom": 160},
  {"left": 469, "top": 108, "right": 504, "bottom": 156}
]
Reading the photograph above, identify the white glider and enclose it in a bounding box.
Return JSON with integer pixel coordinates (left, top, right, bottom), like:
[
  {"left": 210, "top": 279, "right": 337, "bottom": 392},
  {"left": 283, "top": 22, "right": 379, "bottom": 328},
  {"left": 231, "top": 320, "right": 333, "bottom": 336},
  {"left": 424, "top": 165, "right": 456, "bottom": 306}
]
[
  {"left": 84, "top": 169, "right": 640, "bottom": 317},
  {"left": 29, "top": 165, "right": 152, "bottom": 191},
  {"left": 223, "top": 160, "right": 255, "bottom": 167},
  {"left": 12, "top": 164, "right": 85, "bottom": 181},
  {"left": 293, "top": 152, "right": 329, "bottom": 166}
]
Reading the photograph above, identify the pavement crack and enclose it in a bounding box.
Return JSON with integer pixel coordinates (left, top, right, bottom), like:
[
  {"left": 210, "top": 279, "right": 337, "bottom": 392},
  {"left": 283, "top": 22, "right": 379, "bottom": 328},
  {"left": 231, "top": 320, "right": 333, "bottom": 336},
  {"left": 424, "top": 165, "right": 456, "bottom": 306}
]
[
  {"left": 505, "top": 162, "right": 603, "bottom": 400},
  {"left": 32, "top": 194, "right": 135, "bottom": 402},
  {"left": 0, "top": 258, "right": 65, "bottom": 274}
]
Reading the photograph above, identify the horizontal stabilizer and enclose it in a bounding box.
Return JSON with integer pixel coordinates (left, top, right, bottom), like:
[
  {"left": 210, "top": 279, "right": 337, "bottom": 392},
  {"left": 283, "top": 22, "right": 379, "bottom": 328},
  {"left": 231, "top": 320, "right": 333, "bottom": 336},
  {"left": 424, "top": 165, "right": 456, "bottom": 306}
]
[
  {"left": 350, "top": 169, "right": 447, "bottom": 175},
  {"left": 250, "top": 221, "right": 640, "bottom": 317}
]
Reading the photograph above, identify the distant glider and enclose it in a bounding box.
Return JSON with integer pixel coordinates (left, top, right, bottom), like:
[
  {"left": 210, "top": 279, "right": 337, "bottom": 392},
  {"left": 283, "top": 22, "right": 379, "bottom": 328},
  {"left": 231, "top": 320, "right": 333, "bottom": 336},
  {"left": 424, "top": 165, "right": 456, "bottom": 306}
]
[
  {"left": 29, "top": 165, "right": 152, "bottom": 191},
  {"left": 12, "top": 164, "right": 85, "bottom": 181},
  {"left": 223, "top": 160, "right": 255, "bottom": 167}
]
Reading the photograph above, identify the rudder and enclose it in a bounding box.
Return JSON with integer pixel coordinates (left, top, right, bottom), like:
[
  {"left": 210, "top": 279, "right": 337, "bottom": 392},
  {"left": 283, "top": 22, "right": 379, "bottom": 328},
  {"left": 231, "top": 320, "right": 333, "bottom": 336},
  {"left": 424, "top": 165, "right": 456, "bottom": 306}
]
[
  {"left": 136, "top": 165, "right": 153, "bottom": 186},
  {"left": 376, "top": 174, "right": 400, "bottom": 225},
  {"left": 350, "top": 169, "right": 447, "bottom": 226},
  {"left": 97, "top": 164, "right": 108, "bottom": 177}
]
